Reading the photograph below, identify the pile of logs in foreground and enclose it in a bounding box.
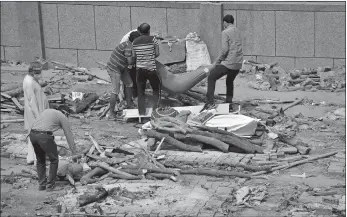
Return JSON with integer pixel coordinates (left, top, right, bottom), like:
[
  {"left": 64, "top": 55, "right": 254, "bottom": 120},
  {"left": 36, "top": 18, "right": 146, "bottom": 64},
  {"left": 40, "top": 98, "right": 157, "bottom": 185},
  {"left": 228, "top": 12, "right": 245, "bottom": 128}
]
[{"left": 145, "top": 115, "right": 264, "bottom": 154}]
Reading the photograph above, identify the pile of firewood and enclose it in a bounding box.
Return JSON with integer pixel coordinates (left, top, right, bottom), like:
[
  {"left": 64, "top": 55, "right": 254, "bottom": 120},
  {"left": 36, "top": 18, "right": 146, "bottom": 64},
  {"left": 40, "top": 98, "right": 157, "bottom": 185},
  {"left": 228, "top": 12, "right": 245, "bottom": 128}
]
[{"left": 143, "top": 113, "right": 264, "bottom": 154}]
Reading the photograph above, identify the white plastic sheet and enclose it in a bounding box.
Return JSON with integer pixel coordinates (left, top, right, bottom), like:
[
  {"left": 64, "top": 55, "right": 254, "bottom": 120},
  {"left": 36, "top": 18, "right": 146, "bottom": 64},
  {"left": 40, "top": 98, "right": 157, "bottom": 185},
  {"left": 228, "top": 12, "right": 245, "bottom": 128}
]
[{"left": 205, "top": 114, "right": 259, "bottom": 137}]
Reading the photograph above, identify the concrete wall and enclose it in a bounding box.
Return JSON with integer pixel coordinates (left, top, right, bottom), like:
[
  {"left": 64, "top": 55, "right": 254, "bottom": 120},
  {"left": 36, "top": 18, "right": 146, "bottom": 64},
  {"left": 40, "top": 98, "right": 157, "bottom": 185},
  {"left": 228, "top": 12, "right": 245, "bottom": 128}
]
[
  {"left": 1, "top": 1, "right": 345, "bottom": 69},
  {"left": 223, "top": 2, "right": 346, "bottom": 69},
  {"left": 40, "top": 2, "right": 200, "bottom": 68}
]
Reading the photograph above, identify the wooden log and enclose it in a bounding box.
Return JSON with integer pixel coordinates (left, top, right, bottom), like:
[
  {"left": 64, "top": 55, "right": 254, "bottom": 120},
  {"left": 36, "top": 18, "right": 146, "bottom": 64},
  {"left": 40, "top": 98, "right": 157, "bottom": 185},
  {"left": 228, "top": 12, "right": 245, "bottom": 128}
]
[
  {"left": 143, "top": 129, "right": 202, "bottom": 152},
  {"left": 278, "top": 135, "right": 311, "bottom": 155},
  {"left": 86, "top": 154, "right": 130, "bottom": 166},
  {"left": 1, "top": 92, "right": 12, "bottom": 99},
  {"left": 151, "top": 120, "right": 186, "bottom": 134},
  {"left": 72, "top": 93, "right": 99, "bottom": 114},
  {"left": 88, "top": 135, "right": 105, "bottom": 155},
  {"left": 11, "top": 97, "right": 23, "bottom": 111},
  {"left": 194, "top": 126, "right": 264, "bottom": 153},
  {"left": 0, "top": 119, "right": 24, "bottom": 123},
  {"left": 51, "top": 60, "right": 111, "bottom": 83},
  {"left": 146, "top": 173, "right": 177, "bottom": 182},
  {"left": 80, "top": 167, "right": 107, "bottom": 185},
  {"left": 0, "top": 108, "right": 14, "bottom": 112},
  {"left": 1, "top": 103, "right": 17, "bottom": 109},
  {"left": 288, "top": 78, "right": 320, "bottom": 84},
  {"left": 89, "top": 161, "right": 137, "bottom": 178},
  {"left": 78, "top": 187, "right": 108, "bottom": 207},
  {"left": 252, "top": 151, "right": 338, "bottom": 176},
  {"left": 179, "top": 168, "right": 251, "bottom": 178},
  {"left": 174, "top": 133, "right": 229, "bottom": 153},
  {"left": 108, "top": 173, "right": 142, "bottom": 180}
]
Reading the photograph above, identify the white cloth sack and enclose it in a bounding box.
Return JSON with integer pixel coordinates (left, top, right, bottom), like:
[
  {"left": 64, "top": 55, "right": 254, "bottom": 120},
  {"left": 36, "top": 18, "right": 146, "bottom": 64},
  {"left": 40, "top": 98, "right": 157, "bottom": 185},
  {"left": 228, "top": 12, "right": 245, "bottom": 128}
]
[
  {"left": 205, "top": 114, "right": 259, "bottom": 137},
  {"left": 186, "top": 32, "right": 211, "bottom": 71}
]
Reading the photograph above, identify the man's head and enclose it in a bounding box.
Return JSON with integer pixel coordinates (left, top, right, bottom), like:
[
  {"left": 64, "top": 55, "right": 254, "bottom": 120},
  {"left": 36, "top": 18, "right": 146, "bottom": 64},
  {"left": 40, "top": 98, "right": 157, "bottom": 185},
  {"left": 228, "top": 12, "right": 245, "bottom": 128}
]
[
  {"left": 223, "top": 14, "right": 234, "bottom": 29},
  {"left": 138, "top": 23, "right": 151, "bottom": 35},
  {"left": 28, "top": 61, "right": 42, "bottom": 79},
  {"left": 129, "top": 31, "right": 141, "bottom": 42}
]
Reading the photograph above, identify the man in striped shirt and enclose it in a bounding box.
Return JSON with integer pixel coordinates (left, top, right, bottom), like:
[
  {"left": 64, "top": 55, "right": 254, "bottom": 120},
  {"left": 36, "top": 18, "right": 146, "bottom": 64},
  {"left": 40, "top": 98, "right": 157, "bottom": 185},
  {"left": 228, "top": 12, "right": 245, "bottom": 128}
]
[
  {"left": 107, "top": 31, "right": 141, "bottom": 119},
  {"left": 132, "top": 23, "right": 161, "bottom": 115}
]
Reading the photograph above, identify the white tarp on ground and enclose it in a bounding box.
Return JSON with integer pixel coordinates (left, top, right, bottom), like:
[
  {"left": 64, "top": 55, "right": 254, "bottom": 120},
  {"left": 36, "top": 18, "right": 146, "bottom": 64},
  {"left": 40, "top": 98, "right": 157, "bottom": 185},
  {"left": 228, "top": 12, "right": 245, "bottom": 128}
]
[
  {"left": 205, "top": 114, "right": 259, "bottom": 137},
  {"left": 140, "top": 112, "right": 259, "bottom": 138}
]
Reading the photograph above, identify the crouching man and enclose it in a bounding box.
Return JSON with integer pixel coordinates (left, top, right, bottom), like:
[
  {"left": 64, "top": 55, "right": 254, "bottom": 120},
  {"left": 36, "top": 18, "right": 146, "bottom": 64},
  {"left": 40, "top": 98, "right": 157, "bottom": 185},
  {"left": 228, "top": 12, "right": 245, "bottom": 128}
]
[
  {"left": 29, "top": 108, "right": 77, "bottom": 191},
  {"left": 107, "top": 31, "right": 141, "bottom": 119}
]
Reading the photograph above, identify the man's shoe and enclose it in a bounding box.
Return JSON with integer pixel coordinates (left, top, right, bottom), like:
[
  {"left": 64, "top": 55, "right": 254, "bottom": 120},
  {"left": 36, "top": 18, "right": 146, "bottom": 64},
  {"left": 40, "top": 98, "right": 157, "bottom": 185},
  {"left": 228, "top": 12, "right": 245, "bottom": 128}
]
[
  {"left": 200, "top": 102, "right": 216, "bottom": 113},
  {"left": 46, "top": 184, "right": 64, "bottom": 192},
  {"left": 39, "top": 186, "right": 46, "bottom": 191}
]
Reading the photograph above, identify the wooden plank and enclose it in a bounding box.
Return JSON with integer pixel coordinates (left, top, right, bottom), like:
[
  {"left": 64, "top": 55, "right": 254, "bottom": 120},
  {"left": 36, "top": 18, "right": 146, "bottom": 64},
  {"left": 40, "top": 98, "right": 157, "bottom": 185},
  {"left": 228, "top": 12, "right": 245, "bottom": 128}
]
[{"left": 123, "top": 103, "right": 230, "bottom": 121}]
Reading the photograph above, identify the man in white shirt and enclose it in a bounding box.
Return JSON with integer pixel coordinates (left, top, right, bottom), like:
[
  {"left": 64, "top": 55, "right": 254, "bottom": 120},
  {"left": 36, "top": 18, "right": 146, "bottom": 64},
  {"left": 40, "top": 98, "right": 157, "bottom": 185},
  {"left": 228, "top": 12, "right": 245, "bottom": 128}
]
[{"left": 23, "top": 61, "right": 50, "bottom": 165}]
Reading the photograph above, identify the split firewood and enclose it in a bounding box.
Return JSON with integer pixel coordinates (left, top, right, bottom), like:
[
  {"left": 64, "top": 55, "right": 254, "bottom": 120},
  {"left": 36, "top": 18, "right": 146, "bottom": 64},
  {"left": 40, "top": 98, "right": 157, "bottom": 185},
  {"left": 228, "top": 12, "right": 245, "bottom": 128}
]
[
  {"left": 89, "top": 161, "right": 137, "bottom": 178},
  {"left": 269, "top": 98, "right": 304, "bottom": 118},
  {"left": 179, "top": 168, "right": 251, "bottom": 178},
  {"left": 150, "top": 120, "right": 186, "bottom": 134},
  {"left": 11, "top": 98, "right": 23, "bottom": 111},
  {"left": 146, "top": 173, "right": 177, "bottom": 182},
  {"left": 0, "top": 119, "right": 24, "bottom": 123},
  {"left": 52, "top": 60, "right": 111, "bottom": 84},
  {"left": 288, "top": 78, "right": 320, "bottom": 84},
  {"left": 193, "top": 126, "right": 264, "bottom": 153},
  {"left": 120, "top": 164, "right": 180, "bottom": 176},
  {"left": 174, "top": 133, "right": 229, "bottom": 153},
  {"left": 99, "top": 104, "right": 110, "bottom": 120},
  {"left": 108, "top": 173, "right": 143, "bottom": 180},
  {"left": 278, "top": 135, "right": 311, "bottom": 155},
  {"left": 1, "top": 103, "right": 17, "bottom": 109},
  {"left": 143, "top": 129, "right": 203, "bottom": 152},
  {"left": 252, "top": 151, "right": 338, "bottom": 176},
  {"left": 78, "top": 187, "right": 108, "bottom": 207},
  {"left": 72, "top": 93, "right": 99, "bottom": 114},
  {"left": 256, "top": 100, "right": 295, "bottom": 104},
  {"left": 80, "top": 167, "right": 107, "bottom": 185},
  {"left": 86, "top": 154, "right": 130, "bottom": 165},
  {"left": 88, "top": 135, "right": 105, "bottom": 156}
]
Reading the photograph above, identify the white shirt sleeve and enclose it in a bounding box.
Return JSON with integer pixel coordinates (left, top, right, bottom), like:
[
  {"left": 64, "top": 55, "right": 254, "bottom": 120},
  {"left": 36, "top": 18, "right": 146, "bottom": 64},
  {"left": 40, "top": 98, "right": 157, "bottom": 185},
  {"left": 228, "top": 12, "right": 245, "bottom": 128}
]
[{"left": 120, "top": 29, "right": 137, "bottom": 44}]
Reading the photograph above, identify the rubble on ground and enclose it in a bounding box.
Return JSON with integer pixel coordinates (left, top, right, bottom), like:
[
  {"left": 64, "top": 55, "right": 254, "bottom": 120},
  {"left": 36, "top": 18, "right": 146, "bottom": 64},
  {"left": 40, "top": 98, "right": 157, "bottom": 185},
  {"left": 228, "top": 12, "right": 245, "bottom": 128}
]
[{"left": 242, "top": 61, "right": 346, "bottom": 92}]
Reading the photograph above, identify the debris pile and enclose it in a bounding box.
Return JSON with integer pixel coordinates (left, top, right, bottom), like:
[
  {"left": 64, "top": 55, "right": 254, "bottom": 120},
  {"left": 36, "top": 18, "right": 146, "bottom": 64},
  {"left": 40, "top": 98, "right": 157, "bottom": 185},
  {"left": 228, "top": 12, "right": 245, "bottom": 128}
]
[{"left": 243, "top": 60, "right": 346, "bottom": 92}]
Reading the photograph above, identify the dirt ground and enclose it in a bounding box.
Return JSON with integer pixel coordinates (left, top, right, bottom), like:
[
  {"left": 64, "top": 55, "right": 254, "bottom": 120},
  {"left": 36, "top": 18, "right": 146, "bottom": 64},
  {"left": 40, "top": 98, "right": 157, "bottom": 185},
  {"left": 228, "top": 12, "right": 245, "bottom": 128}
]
[{"left": 1, "top": 68, "right": 346, "bottom": 217}]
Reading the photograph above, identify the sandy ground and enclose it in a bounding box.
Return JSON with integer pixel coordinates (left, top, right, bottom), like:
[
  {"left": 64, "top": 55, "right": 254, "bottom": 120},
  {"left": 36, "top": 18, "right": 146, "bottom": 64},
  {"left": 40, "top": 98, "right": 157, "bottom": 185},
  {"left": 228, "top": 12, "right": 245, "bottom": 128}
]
[{"left": 1, "top": 69, "right": 346, "bottom": 216}]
